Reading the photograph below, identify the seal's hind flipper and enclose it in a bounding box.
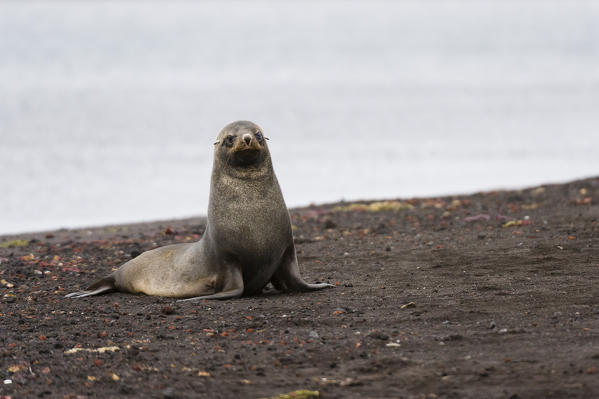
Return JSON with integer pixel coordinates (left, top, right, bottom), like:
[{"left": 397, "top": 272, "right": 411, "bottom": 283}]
[
  {"left": 176, "top": 287, "right": 244, "bottom": 302},
  {"left": 65, "top": 287, "right": 112, "bottom": 298},
  {"left": 65, "top": 276, "right": 116, "bottom": 298}
]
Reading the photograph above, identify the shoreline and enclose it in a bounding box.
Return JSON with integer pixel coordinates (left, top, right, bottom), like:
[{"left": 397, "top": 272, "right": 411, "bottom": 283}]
[{"left": 2, "top": 176, "right": 596, "bottom": 242}]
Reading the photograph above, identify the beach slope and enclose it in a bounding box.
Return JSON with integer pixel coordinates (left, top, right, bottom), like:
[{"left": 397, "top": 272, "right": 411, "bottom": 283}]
[{"left": 1, "top": 177, "right": 598, "bottom": 398}]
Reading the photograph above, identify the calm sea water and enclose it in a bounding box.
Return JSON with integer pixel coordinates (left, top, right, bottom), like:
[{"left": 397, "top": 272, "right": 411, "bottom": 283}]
[{"left": 1, "top": 1, "right": 598, "bottom": 234}]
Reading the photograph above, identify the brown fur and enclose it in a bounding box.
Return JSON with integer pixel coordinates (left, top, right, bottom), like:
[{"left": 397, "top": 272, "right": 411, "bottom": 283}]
[{"left": 67, "top": 121, "right": 333, "bottom": 300}]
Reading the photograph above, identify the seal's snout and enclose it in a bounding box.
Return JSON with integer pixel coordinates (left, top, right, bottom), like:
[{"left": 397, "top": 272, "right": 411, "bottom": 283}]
[{"left": 243, "top": 134, "right": 252, "bottom": 145}]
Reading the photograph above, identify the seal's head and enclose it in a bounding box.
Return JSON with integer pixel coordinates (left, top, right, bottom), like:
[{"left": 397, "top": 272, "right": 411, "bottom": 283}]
[{"left": 214, "top": 121, "right": 270, "bottom": 169}]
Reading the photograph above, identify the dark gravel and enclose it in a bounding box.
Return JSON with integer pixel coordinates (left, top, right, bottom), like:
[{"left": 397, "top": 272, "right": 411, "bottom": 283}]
[{"left": 1, "top": 177, "right": 598, "bottom": 399}]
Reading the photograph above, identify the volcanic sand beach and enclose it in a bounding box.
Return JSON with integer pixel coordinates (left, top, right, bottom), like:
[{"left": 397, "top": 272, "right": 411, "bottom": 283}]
[{"left": 1, "top": 177, "right": 598, "bottom": 398}]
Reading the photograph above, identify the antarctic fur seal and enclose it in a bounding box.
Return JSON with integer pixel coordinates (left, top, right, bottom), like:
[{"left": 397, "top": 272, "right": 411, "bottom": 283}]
[{"left": 66, "top": 121, "right": 333, "bottom": 301}]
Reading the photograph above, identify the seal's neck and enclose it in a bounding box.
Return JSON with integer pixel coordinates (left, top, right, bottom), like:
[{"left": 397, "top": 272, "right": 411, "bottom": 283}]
[{"left": 213, "top": 155, "right": 274, "bottom": 181}]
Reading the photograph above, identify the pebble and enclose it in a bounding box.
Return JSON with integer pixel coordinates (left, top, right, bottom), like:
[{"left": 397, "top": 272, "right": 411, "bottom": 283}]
[
  {"left": 309, "top": 330, "right": 319, "bottom": 339},
  {"left": 161, "top": 306, "right": 175, "bottom": 315},
  {"left": 3, "top": 379, "right": 12, "bottom": 384},
  {"left": 161, "top": 387, "right": 177, "bottom": 398},
  {"left": 323, "top": 219, "right": 337, "bottom": 229},
  {"left": 368, "top": 331, "right": 389, "bottom": 341}
]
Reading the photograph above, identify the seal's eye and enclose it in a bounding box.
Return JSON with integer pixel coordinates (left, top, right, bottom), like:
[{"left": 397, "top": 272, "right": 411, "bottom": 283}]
[
  {"left": 255, "top": 132, "right": 263, "bottom": 142},
  {"left": 224, "top": 135, "right": 235, "bottom": 147}
]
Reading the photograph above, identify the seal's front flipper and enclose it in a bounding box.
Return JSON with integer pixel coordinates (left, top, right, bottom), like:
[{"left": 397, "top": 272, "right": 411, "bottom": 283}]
[
  {"left": 65, "top": 276, "right": 117, "bottom": 298},
  {"left": 271, "top": 245, "right": 335, "bottom": 292},
  {"left": 177, "top": 266, "right": 244, "bottom": 302}
]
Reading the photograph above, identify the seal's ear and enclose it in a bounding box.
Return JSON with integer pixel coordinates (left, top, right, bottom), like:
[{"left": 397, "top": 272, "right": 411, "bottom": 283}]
[{"left": 213, "top": 140, "right": 220, "bottom": 145}]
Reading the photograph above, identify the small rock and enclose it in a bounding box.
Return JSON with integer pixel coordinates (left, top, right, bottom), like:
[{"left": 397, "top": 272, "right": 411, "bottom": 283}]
[
  {"left": 441, "top": 334, "right": 463, "bottom": 342},
  {"left": 309, "top": 330, "right": 319, "bottom": 339},
  {"left": 323, "top": 219, "right": 337, "bottom": 229},
  {"left": 367, "top": 331, "right": 389, "bottom": 341},
  {"left": 161, "top": 386, "right": 177, "bottom": 398},
  {"left": 161, "top": 306, "right": 175, "bottom": 315},
  {"left": 488, "top": 321, "right": 496, "bottom": 329}
]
